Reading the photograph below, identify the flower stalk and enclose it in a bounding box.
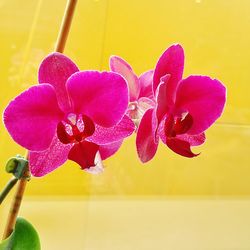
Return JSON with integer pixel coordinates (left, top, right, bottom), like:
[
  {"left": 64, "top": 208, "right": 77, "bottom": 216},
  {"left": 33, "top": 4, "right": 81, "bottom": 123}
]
[
  {"left": 2, "top": 168, "right": 29, "bottom": 240},
  {"left": 2, "top": 0, "right": 78, "bottom": 240},
  {"left": 0, "top": 177, "right": 18, "bottom": 205},
  {"left": 55, "top": 0, "right": 78, "bottom": 53}
]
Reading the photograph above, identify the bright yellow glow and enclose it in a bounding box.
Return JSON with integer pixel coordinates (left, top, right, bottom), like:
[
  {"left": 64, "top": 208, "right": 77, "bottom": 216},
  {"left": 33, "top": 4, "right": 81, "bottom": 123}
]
[
  {"left": 0, "top": 0, "right": 249, "bottom": 197},
  {"left": 1, "top": 0, "right": 250, "bottom": 248},
  {"left": 1, "top": 198, "right": 250, "bottom": 249}
]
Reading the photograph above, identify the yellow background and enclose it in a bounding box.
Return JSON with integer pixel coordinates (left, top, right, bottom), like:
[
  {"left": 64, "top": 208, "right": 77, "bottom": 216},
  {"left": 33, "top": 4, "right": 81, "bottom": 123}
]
[{"left": 0, "top": 0, "right": 250, "bottom": 249}]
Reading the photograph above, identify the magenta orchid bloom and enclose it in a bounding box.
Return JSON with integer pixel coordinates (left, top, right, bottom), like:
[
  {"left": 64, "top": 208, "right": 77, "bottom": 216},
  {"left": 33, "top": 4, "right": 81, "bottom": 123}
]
[
  {"left": 4, "top": 53, "right": 135, "bottom": 176},
  {"left": 136, "top": 44, "right": 226, "bottom": 162},
  {"left": 110, "top": 56, "right": 155, "bottom": 126}
]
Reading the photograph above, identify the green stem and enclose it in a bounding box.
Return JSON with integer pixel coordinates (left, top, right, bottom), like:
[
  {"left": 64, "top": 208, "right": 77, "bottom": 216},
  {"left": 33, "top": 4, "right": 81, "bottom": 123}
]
[{"left": 0, "top": 178, "right": 18, "bottom": 205}]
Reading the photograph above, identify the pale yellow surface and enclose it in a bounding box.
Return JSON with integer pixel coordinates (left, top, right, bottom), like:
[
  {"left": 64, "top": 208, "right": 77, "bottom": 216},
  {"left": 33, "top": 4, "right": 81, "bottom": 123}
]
[
  {"left": 0, "top": 0, "right": 250, "bottom": 249},
  {"left": 1, "top": 198, "right": 250, "bottom": 250}
]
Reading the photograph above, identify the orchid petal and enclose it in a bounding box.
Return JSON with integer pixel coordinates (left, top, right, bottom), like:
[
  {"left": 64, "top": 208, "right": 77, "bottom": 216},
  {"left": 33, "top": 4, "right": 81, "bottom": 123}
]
[
  {"left": 38, "top": 52, "right": 79, "bottom": 113},
  {"left": 57, "top": 115, "right": 95, "bottom": 144},
  {"left": 177, "top": 133, "right": 206, "bottom": 146},
  {"left": 153, "top": 44, "right": 184, "bottom": 103},
  {"left": 159, "top": 123, "right": 206, "bottom": 146},
  {"left": 3, "top": 84, "right": 63, "bottom": 151},
  {"left": 127, "top": 97, "right": 155, "bottom": 126},
  {"left": 175, "top": 76, "right": 226, "bottom": 135},
  {"left": 99, "top": 140, "right": 123, "bottom": 160},
  {"left": 136, "top": 108, "right": 158, "bottom": 163},
  {"left": 166, "top": 138, "right": 199, "bottom": 158},
  {"left": 67, "top": 71, "right": 128, "bottom": 127},
  {"left": 155, "top": 76, "right": 171, "bottom": 125},
  {"left": 174, "top": 113, "right": 193, "bottom": 135},
  {"left": 87, "top": 115, "right": 135, "bottom": 145},
  {"left": 84, "top": 151, "right": 104, "bottom": 174},
  {"left": 68, "top": 141, "right": 99, "bottom": 170},
  {"left": 29, "top": 135, "right": 72, "bottom": 177},
  {"left": 57, "top": 122, "right": 72, "bottom": 144},
  {"left": 138, "top": 70, "right": 154, "bottom": 99},
  {"left": 138, "top": 97, "right": 155, "bottom": 109},
  {"left": 110, "top": 56, "right": 140, "bottom": 101},
  {"left": 136, "top": 97, "right": 155, "bottom": 119}
]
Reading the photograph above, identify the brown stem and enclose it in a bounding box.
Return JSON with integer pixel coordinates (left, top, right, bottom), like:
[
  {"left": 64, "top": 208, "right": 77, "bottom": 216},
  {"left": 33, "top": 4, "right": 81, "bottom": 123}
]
[
  {"left": 55, "top": 0, "right": 78, "bottom": 53},
  {"left": 2, "top": 169, "right": 30, "bottom": 240},
  {"left": 2, "top": 0, "right": 78, "bottom": 240}
]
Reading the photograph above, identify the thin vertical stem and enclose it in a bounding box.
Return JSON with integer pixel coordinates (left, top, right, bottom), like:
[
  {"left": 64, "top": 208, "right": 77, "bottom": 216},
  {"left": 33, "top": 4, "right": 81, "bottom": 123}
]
[
  {"left": 0, "top": 177, "right": 18, "bottom": 205},
  {"left": 55, "top": 0, "right": 78, "bottom": 53},
  {"left": 2, "top": 0, "right": 78, "bottom": 240},
  {"left": 2, "top": 169, "right": 29, "bottom": 240}
]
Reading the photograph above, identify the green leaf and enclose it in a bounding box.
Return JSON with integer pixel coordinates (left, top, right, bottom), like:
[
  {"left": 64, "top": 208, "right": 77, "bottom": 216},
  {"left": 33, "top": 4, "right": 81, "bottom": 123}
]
[
  {"left": 0, "top": 237, "right": 9, "bottom": 250},
  {"left": 0, "top": 217, "right": 41, "bottom": 250}
]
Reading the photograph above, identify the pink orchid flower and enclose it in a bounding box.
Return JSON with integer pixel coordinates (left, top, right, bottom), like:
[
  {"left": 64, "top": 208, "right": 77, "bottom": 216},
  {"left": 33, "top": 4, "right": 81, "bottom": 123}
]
[
  {"left": 110, "top": 56, "right": 155, "bottom": 126},
  {"left": 136, "top": 44, "right": 226, "bottom": 162},
  {"left": 4, "top": 53, "right": 135, "bottom": 176}
]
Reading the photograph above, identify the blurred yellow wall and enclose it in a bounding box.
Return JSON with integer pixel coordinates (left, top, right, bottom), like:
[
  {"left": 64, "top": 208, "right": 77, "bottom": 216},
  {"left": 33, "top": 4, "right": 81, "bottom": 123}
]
[{"left": 0, "top": 0, "right": 249, "bottom": 197}]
